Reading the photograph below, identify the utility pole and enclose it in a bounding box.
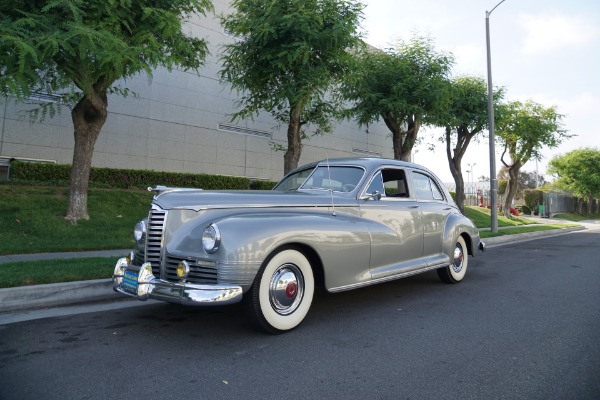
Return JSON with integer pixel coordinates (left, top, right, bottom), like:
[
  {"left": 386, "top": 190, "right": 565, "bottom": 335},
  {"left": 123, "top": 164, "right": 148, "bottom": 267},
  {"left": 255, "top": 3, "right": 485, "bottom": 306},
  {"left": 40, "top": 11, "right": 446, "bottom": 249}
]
[{"left": 485, "top": 0, "right": 507, "bottom": 233}]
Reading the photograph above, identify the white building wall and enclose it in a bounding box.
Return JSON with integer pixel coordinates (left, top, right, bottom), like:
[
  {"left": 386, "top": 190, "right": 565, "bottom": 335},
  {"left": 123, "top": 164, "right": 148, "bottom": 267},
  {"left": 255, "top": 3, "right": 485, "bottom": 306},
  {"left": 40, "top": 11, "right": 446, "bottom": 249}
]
[{"left": 0, "top": 0, "right": 393, "bottom": 182}]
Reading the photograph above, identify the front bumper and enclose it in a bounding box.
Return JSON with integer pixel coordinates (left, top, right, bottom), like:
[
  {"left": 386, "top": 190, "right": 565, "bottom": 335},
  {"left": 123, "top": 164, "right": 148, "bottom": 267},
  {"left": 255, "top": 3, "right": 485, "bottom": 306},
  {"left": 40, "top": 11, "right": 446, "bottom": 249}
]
[{"left": 112, "top": 257, "right": 243, "bottom": 306}]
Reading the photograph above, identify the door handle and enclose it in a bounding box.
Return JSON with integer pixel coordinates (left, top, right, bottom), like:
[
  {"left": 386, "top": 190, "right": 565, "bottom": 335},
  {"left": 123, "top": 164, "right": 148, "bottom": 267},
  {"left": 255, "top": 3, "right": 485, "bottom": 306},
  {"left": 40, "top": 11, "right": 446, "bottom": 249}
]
[{"left": 409, "top": 205, "right": 420, "bottom": 209}]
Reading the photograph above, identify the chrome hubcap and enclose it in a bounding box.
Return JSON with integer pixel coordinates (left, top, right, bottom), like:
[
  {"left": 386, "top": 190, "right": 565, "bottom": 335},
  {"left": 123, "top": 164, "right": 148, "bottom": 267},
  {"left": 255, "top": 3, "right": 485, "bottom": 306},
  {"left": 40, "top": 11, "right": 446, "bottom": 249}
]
[
  {"left": 453, "top": 242, "right": 464, "bottom": 273},
  {"left": 269, "top": 264, "right": 304, "bottom": 315}
]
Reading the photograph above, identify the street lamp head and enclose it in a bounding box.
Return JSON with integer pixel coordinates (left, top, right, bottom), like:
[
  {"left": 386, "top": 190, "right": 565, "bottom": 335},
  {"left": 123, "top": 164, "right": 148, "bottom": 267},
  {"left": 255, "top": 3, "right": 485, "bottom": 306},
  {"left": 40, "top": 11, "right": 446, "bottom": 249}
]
[{"left": 487, "top": 0, "right": 508, "bottom": 16}]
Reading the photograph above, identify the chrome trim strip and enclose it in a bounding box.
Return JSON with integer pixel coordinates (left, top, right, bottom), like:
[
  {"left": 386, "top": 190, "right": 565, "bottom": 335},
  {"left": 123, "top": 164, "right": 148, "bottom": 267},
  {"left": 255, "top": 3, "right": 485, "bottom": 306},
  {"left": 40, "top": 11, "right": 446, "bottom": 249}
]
[
  {"left": 218, "top": 261, "right": 262, "bottom": 287},
  {"left": 179, "top": 203, "right": 359, "bottom": 212},
  {"left": 328, "top": 264, "right": 446, "bottom": 293}
]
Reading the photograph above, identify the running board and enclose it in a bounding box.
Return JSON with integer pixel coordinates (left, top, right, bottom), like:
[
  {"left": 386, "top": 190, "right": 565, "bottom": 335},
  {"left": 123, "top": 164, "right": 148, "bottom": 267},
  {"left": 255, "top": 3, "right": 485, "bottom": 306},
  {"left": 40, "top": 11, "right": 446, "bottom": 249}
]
[{"left": 328, "top": 263, "right": 446, "bottom": 293}]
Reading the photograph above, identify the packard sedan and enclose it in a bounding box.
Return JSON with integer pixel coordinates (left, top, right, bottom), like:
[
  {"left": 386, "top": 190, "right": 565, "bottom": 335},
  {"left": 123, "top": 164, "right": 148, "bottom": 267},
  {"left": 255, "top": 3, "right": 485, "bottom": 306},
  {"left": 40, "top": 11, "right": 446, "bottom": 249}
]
[{"left": 113, "top": 158, "right": 484, "bottom": 333}]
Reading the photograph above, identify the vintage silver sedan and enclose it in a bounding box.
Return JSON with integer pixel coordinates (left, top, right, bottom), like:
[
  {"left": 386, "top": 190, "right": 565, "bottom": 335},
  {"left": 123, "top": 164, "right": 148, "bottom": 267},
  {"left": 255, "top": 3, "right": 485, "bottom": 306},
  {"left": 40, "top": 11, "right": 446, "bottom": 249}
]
[{"left": 113, "top": 158, "right": 484, "bottom": 333}]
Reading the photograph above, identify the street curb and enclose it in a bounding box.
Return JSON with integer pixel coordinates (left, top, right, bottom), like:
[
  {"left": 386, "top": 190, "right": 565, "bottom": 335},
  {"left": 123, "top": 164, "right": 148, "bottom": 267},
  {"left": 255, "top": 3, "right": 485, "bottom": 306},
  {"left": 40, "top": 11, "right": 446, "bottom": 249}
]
[
  {"left": 0, "top": 226, "right": 589, "bottom": 315},
  {"left": 0, "top": 278, "right": 113, "bottom": 313},
  {"left": 482, "top": 226, "right": 585, "bottom": 246}
]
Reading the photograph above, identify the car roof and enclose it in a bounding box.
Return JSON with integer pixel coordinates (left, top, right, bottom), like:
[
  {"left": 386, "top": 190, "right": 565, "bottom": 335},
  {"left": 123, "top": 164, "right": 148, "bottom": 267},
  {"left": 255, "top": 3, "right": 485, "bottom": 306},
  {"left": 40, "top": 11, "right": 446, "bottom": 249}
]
[{"left": 289, "top": 157, "right": 434, "bottom": 176}]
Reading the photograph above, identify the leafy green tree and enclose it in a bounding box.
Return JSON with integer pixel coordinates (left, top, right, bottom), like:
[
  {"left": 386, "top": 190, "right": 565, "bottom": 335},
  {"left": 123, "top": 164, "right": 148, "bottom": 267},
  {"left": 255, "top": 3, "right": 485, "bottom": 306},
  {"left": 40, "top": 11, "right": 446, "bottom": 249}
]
[
  {"left": 496, "top": 100, "right": 570, "bottom": 218},
  {"left": 440, "top": 76, "right": 502, "bottom": 214},
  {"left": 342, "top": 36, "right": 453, "bottom": 161},
  {"left": 548, "top": 148, "right": 600, "bottom": 214},
  {"left": 0, "top": 0, "right": 213, "bottom": 222},
  {"left": 220, "top": 0, "right": 364, "bottom": 174}
]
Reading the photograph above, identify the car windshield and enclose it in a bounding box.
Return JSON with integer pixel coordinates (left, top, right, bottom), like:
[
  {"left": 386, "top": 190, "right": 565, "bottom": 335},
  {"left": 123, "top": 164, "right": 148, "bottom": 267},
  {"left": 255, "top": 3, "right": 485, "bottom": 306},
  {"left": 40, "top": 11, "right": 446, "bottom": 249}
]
[
  {"left": 275, "top": 165, "right": 364, "bottom": 193},
  {"left": 274, "top": 167, "right": 316, "bottom": 190}
]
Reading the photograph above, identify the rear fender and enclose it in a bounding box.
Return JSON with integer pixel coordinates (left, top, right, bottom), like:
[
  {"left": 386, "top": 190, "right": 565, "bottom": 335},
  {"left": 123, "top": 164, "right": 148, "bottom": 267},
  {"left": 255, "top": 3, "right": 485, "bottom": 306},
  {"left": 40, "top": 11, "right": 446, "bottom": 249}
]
[{"left": 443, "top": 213, "right": 480, "bottom": 258}]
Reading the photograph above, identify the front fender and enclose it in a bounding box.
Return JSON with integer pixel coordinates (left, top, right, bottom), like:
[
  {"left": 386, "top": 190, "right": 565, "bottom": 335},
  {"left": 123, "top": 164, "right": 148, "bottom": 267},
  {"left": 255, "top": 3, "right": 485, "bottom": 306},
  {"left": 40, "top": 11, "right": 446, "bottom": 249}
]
[{"left": 213, "top": 209, "right": 373, "bottom": 289}]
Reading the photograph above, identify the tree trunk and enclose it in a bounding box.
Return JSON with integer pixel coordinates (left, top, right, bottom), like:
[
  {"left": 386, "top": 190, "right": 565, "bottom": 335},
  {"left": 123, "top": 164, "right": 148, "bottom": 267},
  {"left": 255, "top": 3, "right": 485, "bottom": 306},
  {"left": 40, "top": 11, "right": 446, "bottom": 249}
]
[
  {"left": 399, "top": 119, "right": 420, "bottom": 162},
  {"left": 445, "top": 126, "right": 465, "bottom": 214},
  {"left": 66, "top": 93, "right": 108, "bottom": 223},
  {"left": 577, "top": 197, "right": 584, "bottom": 214},
  {"left": 503, "top": 163, "right": 521, "bottom": 218},
  {"left": 587, "top": 193, "right": 593, "bottom": 214},
  {"left": 385, "top": 115, "right": 420, "bottom": 162},
  {"left": 283, "top": 103, "right": 303, "bottom": 175},
  {"left": 383, "top": 115, "right": 402, "bottom": 160}
]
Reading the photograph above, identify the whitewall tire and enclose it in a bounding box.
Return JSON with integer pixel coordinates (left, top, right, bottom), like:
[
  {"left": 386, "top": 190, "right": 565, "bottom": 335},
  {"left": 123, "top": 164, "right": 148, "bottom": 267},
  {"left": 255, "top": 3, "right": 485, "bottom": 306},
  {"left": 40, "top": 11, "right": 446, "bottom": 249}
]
[
  {"left": 245, "top": 248, "right": 315, "bottom": 334},
  {"left": 437, "top": 236, "right": 468, "bottom": 284}
]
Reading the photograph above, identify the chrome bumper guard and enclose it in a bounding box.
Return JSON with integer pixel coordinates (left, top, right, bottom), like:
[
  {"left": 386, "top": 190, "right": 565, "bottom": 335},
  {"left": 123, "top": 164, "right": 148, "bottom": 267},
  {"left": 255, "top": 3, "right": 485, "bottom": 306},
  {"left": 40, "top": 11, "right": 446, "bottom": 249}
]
[{"left": 112, "top": 257, "right": 243, "bottom": 306}]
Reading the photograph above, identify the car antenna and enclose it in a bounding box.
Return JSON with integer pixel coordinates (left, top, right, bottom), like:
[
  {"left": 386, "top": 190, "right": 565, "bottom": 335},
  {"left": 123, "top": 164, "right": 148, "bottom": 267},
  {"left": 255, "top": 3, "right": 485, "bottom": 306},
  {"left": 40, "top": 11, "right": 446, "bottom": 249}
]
[{"left": 326, "top": 155, "right": 336, "bottom": 217}]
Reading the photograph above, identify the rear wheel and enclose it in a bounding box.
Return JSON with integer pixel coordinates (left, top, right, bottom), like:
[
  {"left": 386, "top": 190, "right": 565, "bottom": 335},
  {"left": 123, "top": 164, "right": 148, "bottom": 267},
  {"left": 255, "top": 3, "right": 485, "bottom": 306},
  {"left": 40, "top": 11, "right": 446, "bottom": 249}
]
[
  {"left": 245, "top": 248, "right": 314, "bottom": 334},
  {"left": 437, "top": 236, "right": 468, "bottom": 284}
]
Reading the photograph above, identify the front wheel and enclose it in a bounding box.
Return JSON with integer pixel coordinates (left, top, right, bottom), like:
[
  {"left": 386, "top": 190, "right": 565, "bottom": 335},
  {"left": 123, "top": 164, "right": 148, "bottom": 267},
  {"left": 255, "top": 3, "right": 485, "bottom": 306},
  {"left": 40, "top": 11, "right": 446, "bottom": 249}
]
[
  {"left": 437, "top": 236, "right": 468, "bottom": 284},
  {"left": 245, "top": 248, "right": 314, "bottom": 334}
]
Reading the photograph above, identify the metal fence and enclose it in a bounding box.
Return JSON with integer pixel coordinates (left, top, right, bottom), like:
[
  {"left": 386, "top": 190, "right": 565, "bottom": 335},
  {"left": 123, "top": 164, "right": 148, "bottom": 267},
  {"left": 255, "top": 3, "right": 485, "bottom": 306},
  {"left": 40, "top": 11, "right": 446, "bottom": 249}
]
[{"left": 542, "top": 191, "right": 575, "bottom": 216}]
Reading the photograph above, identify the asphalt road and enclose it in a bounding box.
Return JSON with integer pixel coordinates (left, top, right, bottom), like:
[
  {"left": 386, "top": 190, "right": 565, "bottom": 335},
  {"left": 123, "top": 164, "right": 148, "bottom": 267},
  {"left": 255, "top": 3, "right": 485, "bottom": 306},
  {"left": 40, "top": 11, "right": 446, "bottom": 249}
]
[{"left": 1, "top": 229, "right": 599, "bottom": 400}]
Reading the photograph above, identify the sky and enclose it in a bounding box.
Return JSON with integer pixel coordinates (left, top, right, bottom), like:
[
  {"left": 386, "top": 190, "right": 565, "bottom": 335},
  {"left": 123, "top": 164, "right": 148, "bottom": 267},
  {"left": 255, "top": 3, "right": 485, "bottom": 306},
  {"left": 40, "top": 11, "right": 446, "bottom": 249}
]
[{"left": 361, "top": 0, "right": 600, "bottom": 184}]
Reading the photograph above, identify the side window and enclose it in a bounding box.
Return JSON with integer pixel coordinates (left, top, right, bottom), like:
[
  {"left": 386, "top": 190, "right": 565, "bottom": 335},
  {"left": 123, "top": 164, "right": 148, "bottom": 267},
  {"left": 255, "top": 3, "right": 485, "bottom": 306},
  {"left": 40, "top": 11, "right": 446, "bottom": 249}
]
[
  {"left": 380, "top": 168, "right": 409, "bottom": 198},
  {"left": 366, "top": 171, "right": 384, "bottom": 195},
  {"left": 431, "top": 181, "right": 444, "bottom": 201},
  {"left": 412, "top": 172, "right": 445, "bottom": 201},
  {"left": 364, "top": 169, "right": 409, "bottom": 198}
]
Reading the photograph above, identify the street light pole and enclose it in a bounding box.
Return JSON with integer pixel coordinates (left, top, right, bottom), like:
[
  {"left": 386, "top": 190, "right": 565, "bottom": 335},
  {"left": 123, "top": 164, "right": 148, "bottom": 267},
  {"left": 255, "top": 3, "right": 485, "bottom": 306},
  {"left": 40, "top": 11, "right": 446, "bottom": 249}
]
[
  {"left": 467, "top": 162, "right": 476, "bottom": 205},
  {"left": 486, "top": 0, "right": 507, "bottom": 233}
]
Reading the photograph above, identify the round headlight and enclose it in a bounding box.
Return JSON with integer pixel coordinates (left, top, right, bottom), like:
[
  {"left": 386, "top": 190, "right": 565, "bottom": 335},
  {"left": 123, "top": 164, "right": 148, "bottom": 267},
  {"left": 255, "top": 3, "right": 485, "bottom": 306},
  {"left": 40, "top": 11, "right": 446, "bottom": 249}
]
[
  {"left": 202, "top": 223, "right": 221, "bottom": 254},
  {"left": 134, "top": 219, "right": 147, "bottom": 243}
]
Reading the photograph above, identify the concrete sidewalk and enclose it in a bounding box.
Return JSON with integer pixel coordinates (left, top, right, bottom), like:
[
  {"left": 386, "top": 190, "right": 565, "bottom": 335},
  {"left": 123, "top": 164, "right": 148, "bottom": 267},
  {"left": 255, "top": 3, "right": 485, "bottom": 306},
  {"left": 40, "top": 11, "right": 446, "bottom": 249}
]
[{"left": 0, "top": 222, "right": 594, "bottom": 318}]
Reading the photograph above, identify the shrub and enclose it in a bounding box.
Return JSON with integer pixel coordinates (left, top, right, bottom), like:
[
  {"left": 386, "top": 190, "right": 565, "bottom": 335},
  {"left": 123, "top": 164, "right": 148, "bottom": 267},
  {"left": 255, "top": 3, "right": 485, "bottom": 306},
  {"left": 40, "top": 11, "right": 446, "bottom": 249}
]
[
  {"left": 10, "top": 161, "right": 254, "bottom": 190},
  {"left": 523, "top": 189, "right": 544, "bottom": 211},
  {"left": 498, "top": 180, "right": 508, "bottom": 195},
  {"left": 250, "top": 180, "right": 278, "bottom": 190},
  {"left": 520, "top": 205, "right": 531, "bottom": 215}
]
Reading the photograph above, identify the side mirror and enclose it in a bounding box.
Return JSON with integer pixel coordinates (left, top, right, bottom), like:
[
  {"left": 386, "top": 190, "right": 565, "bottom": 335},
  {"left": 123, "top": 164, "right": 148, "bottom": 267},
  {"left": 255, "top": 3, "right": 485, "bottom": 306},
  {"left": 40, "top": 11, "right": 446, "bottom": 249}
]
[{"left": 361, "top": 191, "right": 381, "bottom": 201}]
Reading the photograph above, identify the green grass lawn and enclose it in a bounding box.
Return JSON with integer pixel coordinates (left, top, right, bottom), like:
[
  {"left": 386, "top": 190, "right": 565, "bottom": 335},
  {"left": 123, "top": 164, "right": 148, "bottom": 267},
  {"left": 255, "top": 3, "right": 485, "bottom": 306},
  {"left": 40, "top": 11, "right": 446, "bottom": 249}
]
[
  {"left": 0, "top": 185, "right": 152, "bottom": 255},
  {"left": 463, "top": 206, "right": 536, "bottom": 228},
  {"left": 552, "top": 213, "right": 600, "bottom": 222},
  {"left": 479, "top": 224, "right": 578, "bottom": 239},
  {"left": 0, "top": 257, "right": 116, "bottom": 288}
]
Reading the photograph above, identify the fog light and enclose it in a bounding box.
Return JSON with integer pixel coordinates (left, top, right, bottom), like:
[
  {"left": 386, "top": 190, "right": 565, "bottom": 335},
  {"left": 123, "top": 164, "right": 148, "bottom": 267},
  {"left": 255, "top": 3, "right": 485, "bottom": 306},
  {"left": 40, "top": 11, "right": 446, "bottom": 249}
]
[{"left": 177, "top": 261, "right": 190, "bottom": 279}]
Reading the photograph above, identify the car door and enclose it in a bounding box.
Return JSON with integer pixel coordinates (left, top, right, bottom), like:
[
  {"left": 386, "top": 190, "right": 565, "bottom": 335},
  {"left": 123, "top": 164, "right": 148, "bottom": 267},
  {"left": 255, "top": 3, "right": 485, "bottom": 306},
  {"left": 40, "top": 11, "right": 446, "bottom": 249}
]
[
  {"left": 411, "top": 170, "right": 453, "bottom": 266},
  {"left": 359, "top": 167, "right": 424, "bottom": 280}
]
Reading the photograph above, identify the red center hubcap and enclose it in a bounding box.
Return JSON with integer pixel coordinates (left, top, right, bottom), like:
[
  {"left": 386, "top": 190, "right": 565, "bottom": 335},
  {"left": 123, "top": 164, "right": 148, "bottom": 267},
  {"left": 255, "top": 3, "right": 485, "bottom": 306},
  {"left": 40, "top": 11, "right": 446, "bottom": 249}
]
[{"left": 286, "top": 282, "right": 297, "bottom": 298}]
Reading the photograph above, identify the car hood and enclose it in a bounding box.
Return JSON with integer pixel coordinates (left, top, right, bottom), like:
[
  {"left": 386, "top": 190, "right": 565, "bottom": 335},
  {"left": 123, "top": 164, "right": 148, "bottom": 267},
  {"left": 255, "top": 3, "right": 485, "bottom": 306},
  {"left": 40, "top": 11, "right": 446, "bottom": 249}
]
[{"left": 152, "top": 189, "right": 358, "bottom": 212}]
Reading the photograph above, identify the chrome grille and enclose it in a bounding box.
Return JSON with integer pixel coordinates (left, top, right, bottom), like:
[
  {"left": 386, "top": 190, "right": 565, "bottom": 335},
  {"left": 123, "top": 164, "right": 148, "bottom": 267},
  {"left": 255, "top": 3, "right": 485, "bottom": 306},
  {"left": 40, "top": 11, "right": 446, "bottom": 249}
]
[
  {"left": 164, "top": 256, "right": 218, "bottom": 285},
  {"left": 145, "top": 207, "right": 167, "bottom": 276}
]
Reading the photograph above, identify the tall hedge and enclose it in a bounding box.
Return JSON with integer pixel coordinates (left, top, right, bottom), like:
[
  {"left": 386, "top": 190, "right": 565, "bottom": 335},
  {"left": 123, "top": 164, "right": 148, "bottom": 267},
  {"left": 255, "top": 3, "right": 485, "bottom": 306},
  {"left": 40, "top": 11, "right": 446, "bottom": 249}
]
[{"left": 9, "top": 161, "right": 279, "bottom": 190}]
